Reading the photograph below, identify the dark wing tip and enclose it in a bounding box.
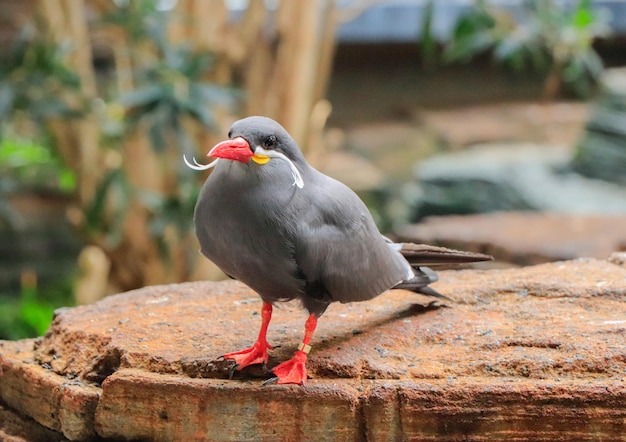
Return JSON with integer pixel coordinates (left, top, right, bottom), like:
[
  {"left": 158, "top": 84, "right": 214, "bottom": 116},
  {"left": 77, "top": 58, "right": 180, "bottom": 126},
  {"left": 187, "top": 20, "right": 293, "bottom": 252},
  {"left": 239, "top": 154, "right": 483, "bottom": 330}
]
[{"left": 400, "top": 243, "right": 493, "bottom": 266}]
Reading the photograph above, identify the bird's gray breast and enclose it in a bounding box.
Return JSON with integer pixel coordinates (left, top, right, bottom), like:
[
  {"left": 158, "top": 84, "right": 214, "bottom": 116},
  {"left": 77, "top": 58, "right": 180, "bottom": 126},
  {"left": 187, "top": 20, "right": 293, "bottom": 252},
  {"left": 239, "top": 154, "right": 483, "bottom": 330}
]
[{"left": 194, "top": 160, "right": 305, "bottom": 301}]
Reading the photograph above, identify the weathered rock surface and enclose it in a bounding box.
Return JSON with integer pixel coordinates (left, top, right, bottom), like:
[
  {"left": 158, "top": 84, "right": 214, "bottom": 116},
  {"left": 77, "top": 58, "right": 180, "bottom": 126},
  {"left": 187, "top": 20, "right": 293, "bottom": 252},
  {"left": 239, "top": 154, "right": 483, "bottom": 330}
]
[
  {"left": 397, "top": 211, "right": 626, "bottom": 266},
  {"left": 0, "top": 398, "right": 69, "bottom": 442},
  {"left": 1, "top": 259, "right": 625, "bottom": 441}
]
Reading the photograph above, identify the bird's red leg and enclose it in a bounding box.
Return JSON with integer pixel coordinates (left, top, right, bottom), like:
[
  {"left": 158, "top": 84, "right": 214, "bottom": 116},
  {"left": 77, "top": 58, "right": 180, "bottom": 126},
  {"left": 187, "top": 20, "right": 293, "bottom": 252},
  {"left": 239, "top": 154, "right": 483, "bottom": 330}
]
[
  {"left": 222, "top": 302, "right": 273, "bottom": 370},
  {"left": 271, "top": 313, "right": 318, "bottom": 385}
]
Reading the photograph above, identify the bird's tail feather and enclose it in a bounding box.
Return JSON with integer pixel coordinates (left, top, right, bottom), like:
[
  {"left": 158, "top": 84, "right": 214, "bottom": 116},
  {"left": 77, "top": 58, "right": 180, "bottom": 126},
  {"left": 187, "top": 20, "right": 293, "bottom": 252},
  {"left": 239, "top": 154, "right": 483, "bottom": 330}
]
[{"left": 393, "top": 266, "right": 452, "bottom": 301}]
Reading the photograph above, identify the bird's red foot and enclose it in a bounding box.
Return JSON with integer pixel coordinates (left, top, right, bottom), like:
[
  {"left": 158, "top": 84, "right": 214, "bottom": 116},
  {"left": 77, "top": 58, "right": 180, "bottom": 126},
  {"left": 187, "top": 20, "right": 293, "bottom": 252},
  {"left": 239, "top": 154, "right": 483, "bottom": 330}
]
[
  {"left": 271, "top": 350, "right": 308, "bottom": 385},
  {"left": 222, "top": 339, "right": 272, "bottom": 370}
]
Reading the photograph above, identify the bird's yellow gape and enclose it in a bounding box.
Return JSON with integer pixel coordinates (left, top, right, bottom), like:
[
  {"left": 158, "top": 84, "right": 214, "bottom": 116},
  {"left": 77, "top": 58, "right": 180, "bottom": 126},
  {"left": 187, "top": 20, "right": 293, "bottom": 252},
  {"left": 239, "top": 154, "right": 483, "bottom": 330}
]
[{"left": 251, "top": 153, "right": 270, "bottom": 165}]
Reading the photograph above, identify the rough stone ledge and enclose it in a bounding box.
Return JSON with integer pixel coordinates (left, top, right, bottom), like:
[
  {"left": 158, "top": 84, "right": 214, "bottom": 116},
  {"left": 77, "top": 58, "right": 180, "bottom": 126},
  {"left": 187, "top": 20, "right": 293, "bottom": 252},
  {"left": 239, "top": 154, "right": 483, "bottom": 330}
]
[
  {"left": 0, "top": 340, "right": 99, "bottom": 441},
  {"left": 1, "top": 258, "right": 625, "bottom": 441},
  {"left": 0, "top": 398, "right": 70, "bottom": 442}
]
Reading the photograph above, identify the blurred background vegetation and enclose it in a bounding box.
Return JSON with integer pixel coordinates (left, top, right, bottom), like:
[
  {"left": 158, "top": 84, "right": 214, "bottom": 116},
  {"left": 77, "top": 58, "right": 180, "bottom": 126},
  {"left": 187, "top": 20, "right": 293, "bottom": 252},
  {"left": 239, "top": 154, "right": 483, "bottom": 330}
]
[{"left": 1, "top": 0, "right": 623, "bottom": 339}]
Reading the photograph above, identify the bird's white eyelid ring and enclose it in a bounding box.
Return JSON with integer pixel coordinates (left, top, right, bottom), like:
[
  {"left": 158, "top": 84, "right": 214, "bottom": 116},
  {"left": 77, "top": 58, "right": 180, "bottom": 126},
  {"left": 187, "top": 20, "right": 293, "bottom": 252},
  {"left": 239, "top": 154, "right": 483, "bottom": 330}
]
[
  {"left": 183, "top": 155, "right": 220, "bottom": 170},
  {"left": 254, "top": 147, "right": 304, "bottom": 189}
]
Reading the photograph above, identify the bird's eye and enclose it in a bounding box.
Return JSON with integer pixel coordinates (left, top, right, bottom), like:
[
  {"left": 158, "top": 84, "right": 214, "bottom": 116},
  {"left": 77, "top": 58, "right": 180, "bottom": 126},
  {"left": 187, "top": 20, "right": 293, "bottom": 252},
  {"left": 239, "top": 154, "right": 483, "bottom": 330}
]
[
  {"left": 228, "top": 130, "right": 232, "bottom": 139},
  {"left": 264, "top": 135, "right": 277, "bottom": 148}
]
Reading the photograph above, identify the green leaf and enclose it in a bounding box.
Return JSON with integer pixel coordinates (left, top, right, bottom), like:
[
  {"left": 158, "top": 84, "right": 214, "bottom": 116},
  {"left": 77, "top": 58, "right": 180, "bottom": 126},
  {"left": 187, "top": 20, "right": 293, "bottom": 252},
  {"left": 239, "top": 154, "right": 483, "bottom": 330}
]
[
  {"left": 178, "top": 98, "right": 215, "bottom": 129},
  {"left": 452, "top": 7, "right": 495, "bottom": 40},
  {"left": 493, "top": 36, "right": 524, "bottom": 62},
  {"left": 419, "top": 0, "right": 438, "bottom": 67},
  {"left": 20, "top": 298, "right": 54, "bottom": 336},
  {"left": 572, "top": 8, "right": 594, "bottom": 29},
  {"left": 192, "top": 84, "right": 238, "bottom": 107},
  {"left": 58, "top": 169, "right": 76, "bottom": 192},
  {"left": 118, "top": 84, "right": 163, "bottom": 110},
  {"left": 444, "top": 31, "right": 496, "bottom": 63}
]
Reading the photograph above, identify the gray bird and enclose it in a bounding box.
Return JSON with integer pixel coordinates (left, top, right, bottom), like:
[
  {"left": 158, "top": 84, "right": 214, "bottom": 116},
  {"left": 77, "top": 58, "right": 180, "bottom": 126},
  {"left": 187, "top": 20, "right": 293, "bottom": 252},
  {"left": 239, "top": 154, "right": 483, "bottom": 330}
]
[{"left": 186, "top": 116, "right": 492, "bottom": 385}]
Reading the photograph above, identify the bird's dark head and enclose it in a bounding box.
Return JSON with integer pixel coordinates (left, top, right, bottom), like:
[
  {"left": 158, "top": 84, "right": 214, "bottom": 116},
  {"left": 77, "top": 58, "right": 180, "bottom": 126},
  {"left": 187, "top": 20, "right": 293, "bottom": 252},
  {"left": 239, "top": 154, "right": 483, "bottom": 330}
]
[
  {"left": 203, "top": 116, "right": 305, "bottom": 188},
  {"left": 211, "top": 116, "right": 304, "bottom": 163}
]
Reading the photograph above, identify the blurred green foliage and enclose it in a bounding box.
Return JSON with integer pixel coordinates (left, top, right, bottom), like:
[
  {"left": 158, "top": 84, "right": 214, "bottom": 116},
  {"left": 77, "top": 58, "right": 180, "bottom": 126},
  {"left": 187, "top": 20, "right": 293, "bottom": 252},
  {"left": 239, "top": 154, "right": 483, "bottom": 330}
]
[
  {"left": 0, "top": 276, "right": 74, "bottom": 339},
  {"left": 0, "top": 136, "right": 75, "bottom": 193},
  {"left": 105, "top": 1, "right": 239, "bottom": 152},
  {"left": 77, "top": 1, "right": 239, "bottom": 270},
  {"left": 0, "top": 0, "right": 240, "bottom": 331},
  {"left": 0, "top": 136, "right": 76, "bottom": 340},
  {"left": 0, "top": 0, "right": 242, "bottom": 298},
  {"left": 102, "top": 2, "right": 238, "bottom": 249},
  {"left": 444, "top": 0, "right": 611, "bottom": 98},
  {"left": 0, "top": 23, "right": 82, "bottom": 128}
]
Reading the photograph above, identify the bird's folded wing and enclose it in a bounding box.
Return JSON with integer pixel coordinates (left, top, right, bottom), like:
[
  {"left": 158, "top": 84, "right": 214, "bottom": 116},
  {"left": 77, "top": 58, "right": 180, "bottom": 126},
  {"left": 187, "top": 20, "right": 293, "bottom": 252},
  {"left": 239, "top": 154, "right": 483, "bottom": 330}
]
[{"left": 294, "top": 186, "right": 410, "bottom": 303}]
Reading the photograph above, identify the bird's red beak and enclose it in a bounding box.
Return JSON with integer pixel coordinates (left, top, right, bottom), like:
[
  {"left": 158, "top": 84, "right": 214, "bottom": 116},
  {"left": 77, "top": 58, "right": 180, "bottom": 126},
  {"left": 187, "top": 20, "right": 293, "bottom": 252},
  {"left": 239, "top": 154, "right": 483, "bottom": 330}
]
[{"left": 208, "top": 136, "right": 254, "bottom": 163}]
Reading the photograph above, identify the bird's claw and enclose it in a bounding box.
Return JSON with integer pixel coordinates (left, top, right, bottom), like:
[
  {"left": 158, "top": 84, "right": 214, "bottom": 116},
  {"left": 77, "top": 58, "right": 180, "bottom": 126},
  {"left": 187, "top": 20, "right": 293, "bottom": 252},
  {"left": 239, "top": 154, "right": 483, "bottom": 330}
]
[
  {"left": 261, "top": 376, "right": 279, "bottom": 386},
  {"left": 227, "top": 363, "right": 240, "bottom": 380}
]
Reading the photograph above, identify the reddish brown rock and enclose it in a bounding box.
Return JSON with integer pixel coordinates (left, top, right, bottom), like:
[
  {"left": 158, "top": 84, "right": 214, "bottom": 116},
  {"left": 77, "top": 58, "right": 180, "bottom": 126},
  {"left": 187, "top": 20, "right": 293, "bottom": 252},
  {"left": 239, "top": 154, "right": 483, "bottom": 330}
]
[
  {"left": 96, "top": 370, "right": 361, "bottom": 441},
  {"left": 1, "top": 259, "right": 625, "bottom": 440},
  {"left": 397, "top": 212, "right": 626, "bottom": 266},
  {"left": 365, "top": 379, "right": 626, "bottom": 441},
  {"left": 0, "top": 340, "right": 99, "bottom": 441},
  {"left": 0, "top": 398, "right": 69, "bottom": 442}
]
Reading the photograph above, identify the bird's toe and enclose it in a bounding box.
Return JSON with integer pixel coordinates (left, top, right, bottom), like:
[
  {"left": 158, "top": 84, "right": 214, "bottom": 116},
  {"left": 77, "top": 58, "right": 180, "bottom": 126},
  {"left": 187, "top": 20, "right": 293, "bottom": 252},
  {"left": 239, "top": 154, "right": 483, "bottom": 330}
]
[
  {"left": 271, "top": 350, "right": 309, "bottom": 385},
  {"left": 222, "top": 339, "right": 272, "bottom": 371}
]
